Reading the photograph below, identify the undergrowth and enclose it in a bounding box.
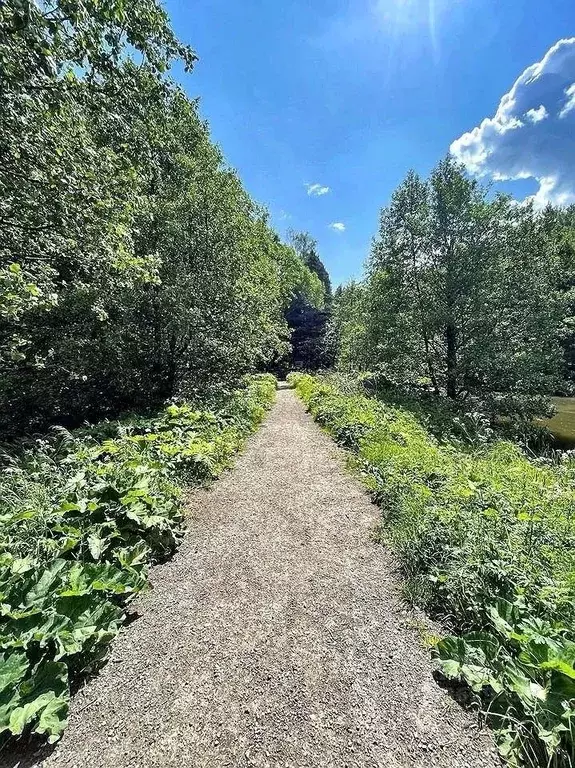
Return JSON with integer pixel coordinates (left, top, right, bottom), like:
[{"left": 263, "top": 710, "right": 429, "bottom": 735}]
[
  {"left": 289, "top": 372, "right": 575, "bottom": 768},
  {"left": 0, "top": 374, "right": 276, "bottom": 745}
]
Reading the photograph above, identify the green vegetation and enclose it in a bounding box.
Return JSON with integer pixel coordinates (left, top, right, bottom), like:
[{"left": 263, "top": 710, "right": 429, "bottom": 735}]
[
  {"left": 0, "top": 0, "right": 309, "bottom": 746},
  {"left": 290, "top": 372, "right": 575, "bottom": 767},
  {"left": 0, "top": 374, "right": 275, "bottom": 744},
  {"left": 0, "top": 0, "right": 322, "bottom": 438},
  {"left": 4, "top": 2, "right": 575, "bottom": 763},
  {"left": 331, "top": 158, "right": 575, "bottom": 404},
  {"left": 322, "top": 159, "right": 575, "bottom": 767},
  {"left": 274, "top": 231, "right": 334, "bottom": 376}
]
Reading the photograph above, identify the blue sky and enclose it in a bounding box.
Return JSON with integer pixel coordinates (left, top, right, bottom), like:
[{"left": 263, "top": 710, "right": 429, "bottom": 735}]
[{"left": 164, "top": 0, "right": 575, "bottom": 286}]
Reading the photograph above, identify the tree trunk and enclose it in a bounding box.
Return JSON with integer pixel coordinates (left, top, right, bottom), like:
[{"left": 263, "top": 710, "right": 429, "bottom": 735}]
[
  {"left": 409, "top": 234, "right": 440, "bottom": 396},
  {"left": 445, "top": 322, "right": 457, "bottom": 399}
]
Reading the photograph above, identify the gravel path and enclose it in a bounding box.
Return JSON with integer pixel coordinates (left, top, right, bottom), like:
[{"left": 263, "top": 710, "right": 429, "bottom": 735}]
[{"left": 8, "top": 388, "right": 499, "bottom": 768}]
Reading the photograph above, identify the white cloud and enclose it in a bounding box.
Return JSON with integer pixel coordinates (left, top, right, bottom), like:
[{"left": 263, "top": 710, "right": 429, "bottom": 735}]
[
  {"left": 329, "top": 222, "right": 346, "bottom": 232},
  {"left": 559, "top": 83, "right": 575, "bottom": 118},
  {"left": 525, "top": 105, "right": 548, "bottom": 123},
  {"left": 451, "top": 37, "right": 575, "bottom": 207},
  {"left": 305, "top": 183, "right": 330, "bottom": 196}
]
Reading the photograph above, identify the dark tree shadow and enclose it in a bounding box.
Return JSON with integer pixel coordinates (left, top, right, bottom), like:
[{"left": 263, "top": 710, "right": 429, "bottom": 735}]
[{"left": 0, "top": 735, "right": 56, "bottom": 768}]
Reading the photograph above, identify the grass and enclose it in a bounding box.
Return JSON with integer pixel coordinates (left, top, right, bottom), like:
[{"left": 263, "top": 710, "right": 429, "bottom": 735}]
[
  {"left": 0, "top": 374, "right": 276, "bottom": 746},
  {"left": 289, "top": 372, "right": 575, "bottom": 768}
]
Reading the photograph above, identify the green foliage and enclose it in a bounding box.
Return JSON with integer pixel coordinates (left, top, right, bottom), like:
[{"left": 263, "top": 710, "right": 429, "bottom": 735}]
[
  {"left": 435, "top": 605, "right": 575, "bottom": 767},
  {"left": 276, "top": 231, "right": 332, "bottom": 375},
  {"left": 290, "top": 373, "right": 575, "bottom": 766},
  {"left": 0, "top": 374, "right": 275, "bottom": 744},
  {"left": 543, "top": 204, "right": 575, "bottom": 391},
  {"left": 335, "top": 157, "right": 564, "bottom": 398},
  {"left": 330, "top": 282, "right": 369, "bottom": 372},
  {"left": 0, "top": 2, "right": 315, "bottom": 437},
  {"left": 288, "top": 230, "right": 332, "bottom": 299}
]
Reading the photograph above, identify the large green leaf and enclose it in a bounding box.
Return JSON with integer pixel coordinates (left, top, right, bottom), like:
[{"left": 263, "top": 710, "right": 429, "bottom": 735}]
[
  {"left": 8, "top": 660, "right": 69, "bottom": 739},
  {"left": 0, "top": 652, "right": 28, "bottom": 694},
  {"left": 24, "top": 560, "right": 69, "bottom": 605}
]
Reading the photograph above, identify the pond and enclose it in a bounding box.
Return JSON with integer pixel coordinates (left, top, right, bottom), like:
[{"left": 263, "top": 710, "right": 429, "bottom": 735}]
[{"left": 541, "top": 397, "right": 575, "bottom": 448}]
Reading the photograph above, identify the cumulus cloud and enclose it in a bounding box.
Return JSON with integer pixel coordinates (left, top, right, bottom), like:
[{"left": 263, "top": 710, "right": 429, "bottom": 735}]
[
  {"left": 329, "top": 222, "right": 345, "bottom": 232},
  {"left": 451, "top": 38, "right": 575, "bottom": 207},
  {"left": 305, "top": 183, "right": 330, "bottom": 196}
]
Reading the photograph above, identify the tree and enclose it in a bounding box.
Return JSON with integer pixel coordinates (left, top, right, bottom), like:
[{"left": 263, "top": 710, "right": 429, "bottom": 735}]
[
  {"left": 362, "top": 156, "right": 562, "bottom": 399},
  {"left": 330, "top": 282, "right": 369, "bottom": 372},
  {"left": 288, "top": 230, "right": 332, "bottom": 299},
  {"left": 0, "top": 2, "right": 322, "bottom": 435},
  {"left": 541, "top": 204, "right": 575, "bottom": 391},
  {"left": 282, "top": 231, "right": 332, "bottom": 372}
]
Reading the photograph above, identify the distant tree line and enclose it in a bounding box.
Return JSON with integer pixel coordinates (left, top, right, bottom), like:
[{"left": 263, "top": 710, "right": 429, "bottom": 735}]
[
  {"left": 0, "top": 0, "right": 323, "bottom": 437},
  {"left": 331, "top": 156, "right": 575, "bottom": 402},
  {"left": 281, "top": 231, "right": 334, "bottom": 374}
]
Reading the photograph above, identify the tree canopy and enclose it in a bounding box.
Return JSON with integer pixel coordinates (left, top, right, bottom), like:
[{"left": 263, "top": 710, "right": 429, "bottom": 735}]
[
  {"left": 333, "top": 157, "right": 566, "bottom": 401},
  {"left": 0, "top": 0, "right": 323, "bottom": 436},
  {"left": 281, "top": 232, "right": 333, "bottom": 373}
]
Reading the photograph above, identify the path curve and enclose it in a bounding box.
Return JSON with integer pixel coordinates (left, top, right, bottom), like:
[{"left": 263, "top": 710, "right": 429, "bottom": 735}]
[{"left": 10, "top": 389, "right": 499, "bottom": 768}]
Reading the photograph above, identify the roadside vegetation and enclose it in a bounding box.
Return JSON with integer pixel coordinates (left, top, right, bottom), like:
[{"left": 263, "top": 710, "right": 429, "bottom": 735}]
[
  {"left": 4, "top": 1, "right": 575, "bottom": 764},
  {"left": 290, "top": 372, "right": 575, "bottom": 768},
  {"left": 0, "top": 373, "right": 276, "bottom": 744}
]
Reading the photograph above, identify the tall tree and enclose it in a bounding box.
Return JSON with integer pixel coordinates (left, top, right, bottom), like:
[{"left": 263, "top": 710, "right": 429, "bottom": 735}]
[
  {"left": 283, "top": 231, "right": 332, "bottom": 371},
  {"left": 288, "top": 230, "right": 332, "bottom": 300},
  {"left": 541, "top": 204, "right": 575, "bottom": 390},
  {"left": 363, "top": 156, "right": 562, "bottom": 399},
  {"left": 330, "top": 282, "right": 369, "bottom": 372},
  {"left": 0, "top": 2, "right": 323, "bottom": 435}
]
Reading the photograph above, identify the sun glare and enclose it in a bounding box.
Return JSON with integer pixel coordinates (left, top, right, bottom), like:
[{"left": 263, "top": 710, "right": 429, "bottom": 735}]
[{"left": 374, "top": 0, "right": 441, "bottom": 61}]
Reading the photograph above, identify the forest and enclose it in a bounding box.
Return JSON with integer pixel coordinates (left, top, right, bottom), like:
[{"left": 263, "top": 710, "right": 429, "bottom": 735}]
[
  {"left": 331, "top": 157, "right": 575, "bottom": 410},
  {"left": 0, "top": 0, "right": 325, "bottom": 439},
  {"left": 2, "top": 1, "right": 575, "bottom": 767}
]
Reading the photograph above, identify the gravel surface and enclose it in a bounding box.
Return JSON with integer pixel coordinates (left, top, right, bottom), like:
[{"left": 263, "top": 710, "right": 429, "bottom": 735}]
[{"left": 5, "top": 388, "right": 500, "bottom": 768}]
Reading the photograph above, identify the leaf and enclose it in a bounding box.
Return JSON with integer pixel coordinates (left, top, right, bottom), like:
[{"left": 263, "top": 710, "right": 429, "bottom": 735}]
[
  {"left": 505, "top": 666, "right": 547, "bottom": 703},
  {"left": 87, "top": 533, "right": 106, "bottom": 560},
  {"left": 540, "top": 658, "right": 575, "bottom": 679},
  {"left": 36, "top": 695, "right": 69, "bottom": 743},
  {"left": 10, "top": 557, "right": 35, "bottom": 575},
  {"left": 25, "top": 560, "right": 68, "bottom": 605},
  {"left": 488, "top": 600, "right": 524, "bottom": 640},
  {"left": 115, "top": 541, "right": 150, "bottom": 568},
  {"left": 0, "top": 652, "right": 28, "bottom": 694},
  {"left": 9, "top": 693, "right": 55, "bottom": 736},
  {"left": 8, "top": 659, "right": 69, "bottom": 739},
  {"left": 58, "top": 562, "right": 90, "bottom": 597}
]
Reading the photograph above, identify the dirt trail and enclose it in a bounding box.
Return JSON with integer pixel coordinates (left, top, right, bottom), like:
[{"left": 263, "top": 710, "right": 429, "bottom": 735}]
[{"left": 10, "top": 388, "right": 499, "bottom": 768}]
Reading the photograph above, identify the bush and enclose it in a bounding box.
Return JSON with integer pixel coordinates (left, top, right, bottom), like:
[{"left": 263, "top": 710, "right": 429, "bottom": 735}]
[
  {"left": 289, "top": 372, "right": 575, "bottom": 767},
  {"left": 0, "top": 374, "right": 275, "bottom": 744}
]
